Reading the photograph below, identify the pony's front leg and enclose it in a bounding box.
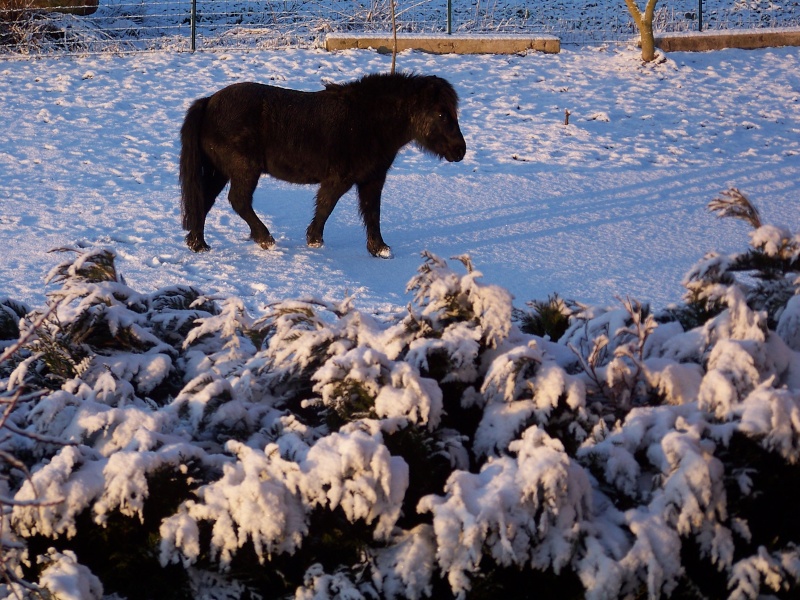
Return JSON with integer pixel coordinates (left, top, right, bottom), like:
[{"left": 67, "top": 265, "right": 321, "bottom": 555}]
[
  {"left": 357, "top": 175, "right": 392, "bottom": 259},
  {"left": 229, "top": 174, "right": 275, "bottom": 249},
  {"left": 306, "top": 180, "right": 351, "bottom": 249}
]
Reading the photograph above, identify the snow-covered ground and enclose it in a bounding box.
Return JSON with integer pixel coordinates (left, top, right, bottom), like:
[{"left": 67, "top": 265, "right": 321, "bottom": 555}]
[
  {"left": 1, "top": 43, "right": 799, "bottom": 315},
  {"left": 3, "top": 24, "right": 800, "bottom": 600}
]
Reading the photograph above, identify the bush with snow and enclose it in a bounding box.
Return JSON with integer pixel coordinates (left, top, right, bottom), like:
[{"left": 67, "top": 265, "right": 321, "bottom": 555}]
[{"left": 1, "top": 190, "right": 799, "bottom": 599}]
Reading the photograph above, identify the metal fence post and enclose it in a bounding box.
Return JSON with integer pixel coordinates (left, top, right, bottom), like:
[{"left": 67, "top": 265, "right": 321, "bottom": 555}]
[
  {"left": 698, "top": 0, "right": 703, "bottom": 31},
  {"left": 447, "top": 0, "right": 452, "bottom": 34},
  {"left": 191, "top": 0, "right": 197, "bottom": 51}
]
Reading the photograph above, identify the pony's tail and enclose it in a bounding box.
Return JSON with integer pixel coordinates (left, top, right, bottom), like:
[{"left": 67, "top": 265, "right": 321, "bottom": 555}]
[{"left": 179, "top": 97, "right": 211, "bottom": 233}]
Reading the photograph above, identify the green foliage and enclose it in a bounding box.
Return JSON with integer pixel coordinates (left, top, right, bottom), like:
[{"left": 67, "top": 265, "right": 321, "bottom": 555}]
[
  {"left": 46, "top": 247, "right": 119, "bottom": 285},
  {"left": 0, "top": 298, "right": 29, "bottom": 341},
  {"left": 11, "top": 248, "right": 218, "bottom": 398},
  {"left": 468, "top": 559, "right": 585, "bottom": 600},
  {"left": 149, "top": 285, "right": 220, "bottom": 347},
  {"left": 515, "top": 293, "right": 572, "bottom": 341},
  {"left": 382, "top": 423, "right": 460, "bottom": 527},
  {"left": 324, "top": 378, "right": 379, "bottom": 426},
  {"left": 658, "top": 289, "right": 725, "bottom": 331}
]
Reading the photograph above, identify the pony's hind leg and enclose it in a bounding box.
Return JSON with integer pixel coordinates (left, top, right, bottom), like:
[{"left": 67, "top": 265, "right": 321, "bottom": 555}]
[
  {"left": 204, "top": 169, "right": 228, "bottom": 215},
  {"left": 186, "top": 170, "right": 228, "bottom": 252},
  {"left": 228, "top": 173, "right": 275, "bottom": 249},
  {"left": 306, "top": 180, "right": 352, "bottom": 248}
]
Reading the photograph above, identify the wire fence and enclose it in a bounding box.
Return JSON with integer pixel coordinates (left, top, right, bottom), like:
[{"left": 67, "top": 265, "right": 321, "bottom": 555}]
[{"left": 2, "top": 0, "right": 800, "bottom": 54}]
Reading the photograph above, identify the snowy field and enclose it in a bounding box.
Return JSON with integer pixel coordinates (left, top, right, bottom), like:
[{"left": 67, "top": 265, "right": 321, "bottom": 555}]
[
  {"left": 0, "top": 41, "right": 800, "bottom": 318},
  {"left": 1, "top": 43, "right": 799, "bottom": 315}
]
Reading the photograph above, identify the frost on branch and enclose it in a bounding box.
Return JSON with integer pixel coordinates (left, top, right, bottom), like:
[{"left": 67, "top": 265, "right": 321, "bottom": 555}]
[
  {"left": 778, "top": 295, "right": 800, "bottom": 351},
  {"left": 369, "top": 525, "right": 436, "bottom": 599},
  {"left": 160, "top": 440, "right": 308, "bottom": 568},
  {"left": 475, "top": 340, "right": 585, "bottom": 457},
  {"left": 736, "top": 384, "right": 800, "bottom": 463},
  {"left": 578, "top": 403, "right": 737, "bottom": 597},
  {"left": 12, "top": 445, "right": 103, "bottom": 539},
  {"left": 405, "top": 251, "right": 513, "bottom": 350},
  {"left": 419, "top": 426, "right": 591, "bottom": 597},
  {"left": 294, "top": 563, "right": 366, "bottom": 600},
  {"left": 303, "top": 424, "right": 408, "bottom": 540},
  {"left": 11, "top": 248, "right": 216, "bottom": 402},
  {"left": 729, "top": 545, "right": 800, "bottom": 600},
  {"left": 162, "top": 425, "right": 408, "bottom": 572},
  {"left": 37, "top": 548, "right": 104, "bottom": 600},
  {"left": 312, "top": 346, "right": 443, "bottom": 429},
  {"left": 373, "top": 362, "right": 443, "bottom": 429}
]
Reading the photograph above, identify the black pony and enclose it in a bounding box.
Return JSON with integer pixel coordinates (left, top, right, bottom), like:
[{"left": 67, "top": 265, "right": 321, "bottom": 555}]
[{"left": 179, "top": 72, "right": 467, "bottom": 258}]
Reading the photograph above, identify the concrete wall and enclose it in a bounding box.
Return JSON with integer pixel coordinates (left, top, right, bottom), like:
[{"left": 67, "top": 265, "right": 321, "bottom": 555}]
[
  {"left": 326, "top": 29, "right": 800, "bottom": 56},
  {"left": 325, "top": 33, "right": 560, "bottom": 55},
  {"left": 656, "top": 29, "right": 800, "bottom": 52}
]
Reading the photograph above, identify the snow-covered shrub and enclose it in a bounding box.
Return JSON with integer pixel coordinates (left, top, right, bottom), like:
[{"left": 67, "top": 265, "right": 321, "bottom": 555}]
[
  {"left": 0, "top": 11, "right": 112, "bottom": 55},
  {"left": 682, "top": 188, "right": 800, "bottom": 331},
  {"left": 566, "top": 191, "right": 800, "bottom": 599},
  {"left": 405, "top": 251, "right": 513, "bottom": 351},
  {"left": 419, "top": 426, "right": 592, "bottom": 597},
  {"left": 1, "top": 191, "right": 799, "bottom": 599}
]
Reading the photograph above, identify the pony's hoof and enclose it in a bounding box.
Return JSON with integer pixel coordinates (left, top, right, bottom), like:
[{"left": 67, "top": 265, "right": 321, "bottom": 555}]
[
  {"left": 372, "top": 245, "right": 393, "bottom": 259},
  {"left": 255, "top": 236, "right": 276, "bottom": 250},
  {"left": 307, "top": 238, "right": 324, "bottom": 249},
  {"left": 186, "top": 234, "right": 210, "bottom": 253}
]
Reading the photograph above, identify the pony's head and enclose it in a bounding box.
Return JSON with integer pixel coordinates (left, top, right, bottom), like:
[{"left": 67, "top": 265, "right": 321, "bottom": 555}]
[{"left": 412, "top": 76, "right": 467, "bottom": 163}]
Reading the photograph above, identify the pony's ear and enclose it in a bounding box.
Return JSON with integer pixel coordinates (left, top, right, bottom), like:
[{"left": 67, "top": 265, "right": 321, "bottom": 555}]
[
  {"left": 422, "top": 76, "right": 459, "bottom": 107},
  {"left": 422, "top": 76, "right": 444, "bottom": 92}
]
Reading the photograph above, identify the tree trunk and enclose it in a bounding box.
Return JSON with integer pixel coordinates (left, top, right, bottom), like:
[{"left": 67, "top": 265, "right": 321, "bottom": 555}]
[
  {"left": 624, "top": 0, "right": 659, "bottom": 62},
  {"left": 639, "top": 20, "right": 656, "bottom": 61}
]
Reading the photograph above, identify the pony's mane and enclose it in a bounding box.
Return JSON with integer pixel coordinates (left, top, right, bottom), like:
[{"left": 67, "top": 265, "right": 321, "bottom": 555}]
[
  {"left": 324, "top": 72, "right": 459, "bottom": 105},
  {"left": 325, "top": 72, "right": 421, "bottom": 89}
]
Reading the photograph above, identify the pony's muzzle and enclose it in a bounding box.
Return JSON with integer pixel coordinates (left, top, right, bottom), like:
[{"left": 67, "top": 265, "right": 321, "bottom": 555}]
[
  {"left": 444, "top": 144, "right": 467, "bottom": 162},
  {"left": 446, "top": 141, "right": 467, "bottom": 162}
]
